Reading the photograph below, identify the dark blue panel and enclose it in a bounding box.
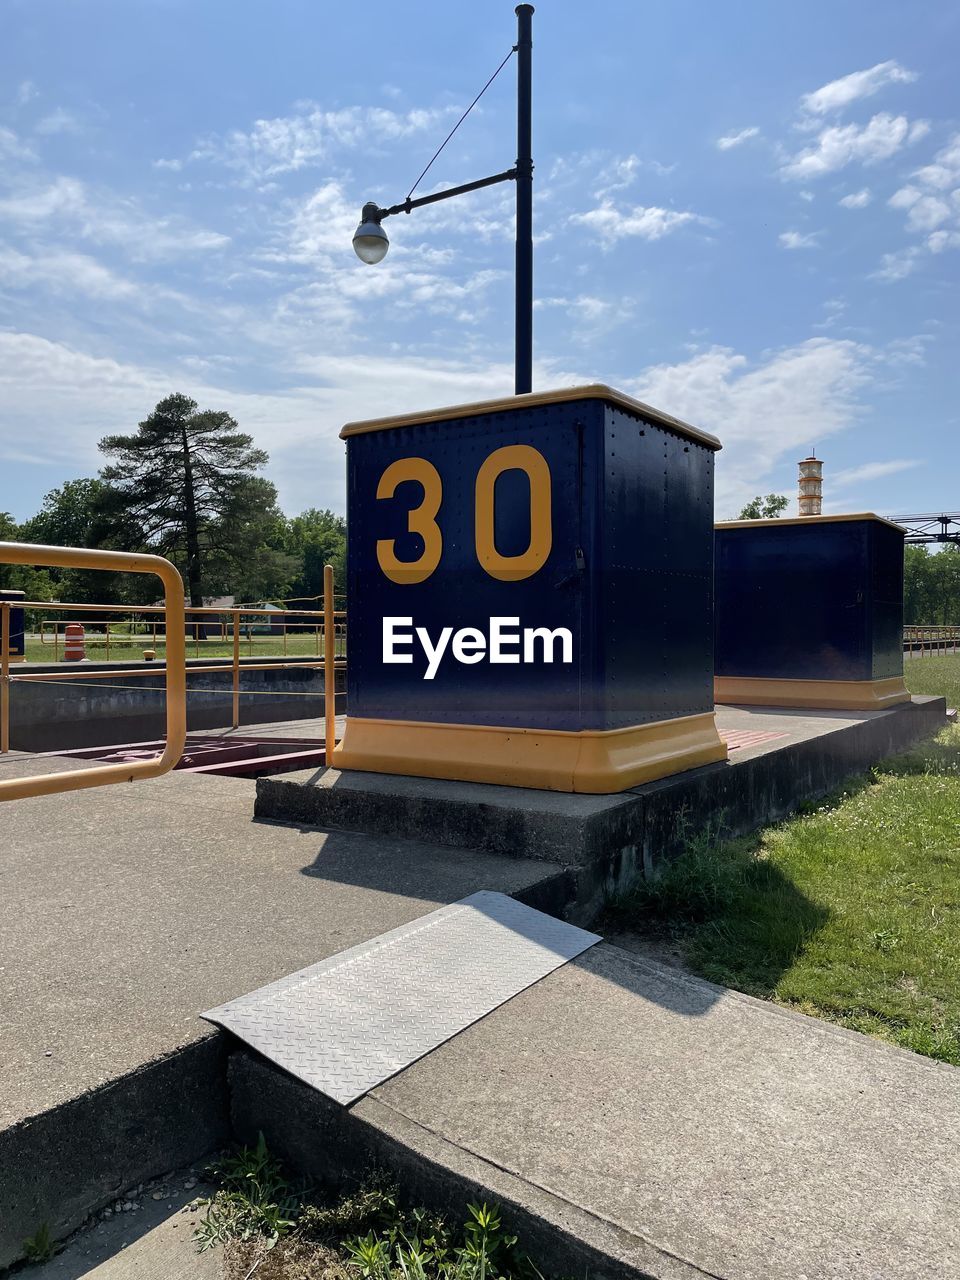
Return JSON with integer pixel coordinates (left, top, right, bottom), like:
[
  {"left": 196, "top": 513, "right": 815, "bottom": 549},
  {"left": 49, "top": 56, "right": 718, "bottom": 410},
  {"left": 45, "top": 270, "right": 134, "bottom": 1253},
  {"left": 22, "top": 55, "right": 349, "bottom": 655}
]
[
  {"left": 869, "top": 522, "right": 906, "bottom": 679},
  {"left": 715, "top": 520, "right": 904, "bottom": 682},
  {"left": 345, "top": 394, "right": 717, "bottom": 733},
  {"left": 347, "top": 400, "right": 602, "bottom": 731},
  {"left": 599, "top": 409, "right": 716, "bottom": 727}
]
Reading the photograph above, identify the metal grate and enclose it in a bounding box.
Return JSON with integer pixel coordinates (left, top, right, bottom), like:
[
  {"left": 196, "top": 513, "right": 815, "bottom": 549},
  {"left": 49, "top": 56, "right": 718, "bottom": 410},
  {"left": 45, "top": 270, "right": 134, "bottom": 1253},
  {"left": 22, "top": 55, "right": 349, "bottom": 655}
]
[{"left": 203, "top": 891, "right": 600, "bottom": 1105}]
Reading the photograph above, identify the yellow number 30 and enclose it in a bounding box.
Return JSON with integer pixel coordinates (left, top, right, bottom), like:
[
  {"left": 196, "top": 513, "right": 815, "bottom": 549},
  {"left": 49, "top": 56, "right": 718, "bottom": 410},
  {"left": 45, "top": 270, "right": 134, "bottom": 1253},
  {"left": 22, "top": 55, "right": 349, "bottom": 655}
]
[
  {"left": 376, "top": 446, "right": 552, "bottom": 585},
  {"left": 376, "top": 457, "right": 443, "bottom": 585}
]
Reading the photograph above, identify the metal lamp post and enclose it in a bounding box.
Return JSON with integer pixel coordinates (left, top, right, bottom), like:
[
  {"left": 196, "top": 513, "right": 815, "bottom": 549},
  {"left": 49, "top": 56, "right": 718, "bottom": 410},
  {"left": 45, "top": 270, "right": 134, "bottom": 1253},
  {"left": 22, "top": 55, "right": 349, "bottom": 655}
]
[{"left": 352, "top": 4, "right": 534, "bottom": 395}]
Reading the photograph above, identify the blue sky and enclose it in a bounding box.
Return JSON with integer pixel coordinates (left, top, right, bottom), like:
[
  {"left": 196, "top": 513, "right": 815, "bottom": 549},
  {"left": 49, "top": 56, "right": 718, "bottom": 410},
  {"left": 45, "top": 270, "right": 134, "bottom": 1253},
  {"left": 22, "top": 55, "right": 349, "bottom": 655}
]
[{"left": 1, "top": 0, "right": 957, "bottom": 524}]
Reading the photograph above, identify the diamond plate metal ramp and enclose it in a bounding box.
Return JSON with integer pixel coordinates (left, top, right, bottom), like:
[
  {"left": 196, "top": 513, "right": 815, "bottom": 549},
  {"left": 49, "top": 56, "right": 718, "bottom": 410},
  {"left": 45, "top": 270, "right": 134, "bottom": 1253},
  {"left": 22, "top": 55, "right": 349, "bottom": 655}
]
[{"left": 202, "top": 891, "right": 599, "bottom": 1104}]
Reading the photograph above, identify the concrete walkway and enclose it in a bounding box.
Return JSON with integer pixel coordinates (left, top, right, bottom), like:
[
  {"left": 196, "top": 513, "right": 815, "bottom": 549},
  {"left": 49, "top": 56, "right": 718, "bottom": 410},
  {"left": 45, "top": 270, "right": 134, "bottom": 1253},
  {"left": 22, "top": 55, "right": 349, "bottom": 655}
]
[
  {"left": 0, "top": 753, "right": 561, "bottom": 1267},
  {"left": 3, "top": 701, "right": 958, "bottom": 1278},
  {"left": 235, "top": 943, "right": 960, "bottom": 1280}
]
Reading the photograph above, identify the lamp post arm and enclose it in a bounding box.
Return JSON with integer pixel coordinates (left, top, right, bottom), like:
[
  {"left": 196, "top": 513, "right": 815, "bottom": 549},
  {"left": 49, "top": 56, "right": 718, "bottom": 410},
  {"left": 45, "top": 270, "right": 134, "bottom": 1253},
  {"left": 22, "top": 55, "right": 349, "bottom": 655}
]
[{"left": 372, "top": 168, "right": 518, "bottom": 221}]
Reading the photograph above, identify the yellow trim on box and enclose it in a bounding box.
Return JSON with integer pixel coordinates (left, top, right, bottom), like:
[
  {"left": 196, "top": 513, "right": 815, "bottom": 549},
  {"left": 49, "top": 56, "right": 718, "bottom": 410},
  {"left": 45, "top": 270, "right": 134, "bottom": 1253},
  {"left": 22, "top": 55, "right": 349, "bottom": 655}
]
[
  {"left": 716, "top": 513, "right": 905, "bottom": 532},
  {"left": 714, "top": 675, "right": 911, "bottom": 711},
  {"left": 331, "top": 711, "right": 728, "bottom": 794},
  {"left": 340, "top": 383, "right": 721, "bottom": 451}
]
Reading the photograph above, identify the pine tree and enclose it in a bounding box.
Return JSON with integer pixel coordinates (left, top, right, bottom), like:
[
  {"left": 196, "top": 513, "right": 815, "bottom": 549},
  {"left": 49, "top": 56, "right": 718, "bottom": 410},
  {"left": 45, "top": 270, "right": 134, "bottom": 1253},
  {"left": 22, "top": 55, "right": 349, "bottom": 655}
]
[{"left": 99, "top": 394, "right": 269, "bottom": 607}]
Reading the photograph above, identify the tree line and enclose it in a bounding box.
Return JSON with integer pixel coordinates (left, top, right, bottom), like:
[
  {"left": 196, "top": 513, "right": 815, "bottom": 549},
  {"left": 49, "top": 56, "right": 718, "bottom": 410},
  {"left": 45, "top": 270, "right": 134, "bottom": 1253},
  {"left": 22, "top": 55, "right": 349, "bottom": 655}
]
[{"left": 0, "top": 394, "right": 345, "bottom": 608}]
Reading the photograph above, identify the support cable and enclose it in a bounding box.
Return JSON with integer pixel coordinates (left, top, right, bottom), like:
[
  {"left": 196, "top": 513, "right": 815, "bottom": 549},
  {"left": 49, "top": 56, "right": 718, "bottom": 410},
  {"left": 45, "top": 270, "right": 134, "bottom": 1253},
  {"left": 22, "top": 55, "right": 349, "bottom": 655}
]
[{"left": 405, "top": 46, "right": 516, "bottom": 201}]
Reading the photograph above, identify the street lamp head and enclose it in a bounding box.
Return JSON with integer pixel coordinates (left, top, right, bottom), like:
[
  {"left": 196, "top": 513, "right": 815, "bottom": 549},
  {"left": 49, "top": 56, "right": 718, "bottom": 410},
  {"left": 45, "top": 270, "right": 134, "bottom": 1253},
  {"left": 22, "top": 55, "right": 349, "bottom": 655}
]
[{"left": 352, "top": 202, "right": 389, "bottom": 264}]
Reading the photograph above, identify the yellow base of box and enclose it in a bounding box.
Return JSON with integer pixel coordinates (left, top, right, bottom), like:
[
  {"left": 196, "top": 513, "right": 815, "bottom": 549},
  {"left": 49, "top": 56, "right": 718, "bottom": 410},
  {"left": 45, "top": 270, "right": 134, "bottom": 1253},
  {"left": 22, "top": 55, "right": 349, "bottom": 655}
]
[
  {"left": 714, "top": 675, "right": 911, "bottom": 711},
  {"left": 331, "top": 711, "right": 728, "bottom": 794}
]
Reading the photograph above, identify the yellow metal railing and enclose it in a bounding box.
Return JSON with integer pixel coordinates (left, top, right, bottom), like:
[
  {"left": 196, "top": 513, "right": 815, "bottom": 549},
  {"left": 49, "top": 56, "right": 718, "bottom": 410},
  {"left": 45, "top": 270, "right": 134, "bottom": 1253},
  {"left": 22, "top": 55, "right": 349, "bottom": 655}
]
[
  {"left": 31, "top": 600, "right": 347, "bottom": 663},
  {"left": 13, "top": 603, "right": 345, "bottom": 728},
  {"left": 0, "top": 542, "right": 186, "bottom": 801},
  {"left": 904, "top": 625, "right": 960, "bottom": 656},
  {"left": 1, "top": 551, "right": 344, "bottom": 793}
]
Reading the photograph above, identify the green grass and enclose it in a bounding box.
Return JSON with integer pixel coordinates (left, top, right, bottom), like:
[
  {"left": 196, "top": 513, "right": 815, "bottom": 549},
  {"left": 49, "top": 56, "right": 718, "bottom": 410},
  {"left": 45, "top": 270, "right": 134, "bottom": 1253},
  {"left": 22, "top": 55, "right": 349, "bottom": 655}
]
[
  {"left": 610, "top": 653, "right": 960, "bottom": 1065},
  {"left": 904, "top": 652, "right": 960, "bottom": 708}
]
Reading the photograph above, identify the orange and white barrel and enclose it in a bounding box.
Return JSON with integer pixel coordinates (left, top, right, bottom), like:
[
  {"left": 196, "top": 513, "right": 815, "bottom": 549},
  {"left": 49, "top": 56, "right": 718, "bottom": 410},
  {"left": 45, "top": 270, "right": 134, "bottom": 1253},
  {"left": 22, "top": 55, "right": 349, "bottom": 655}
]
[{"left": 63, "top": 622, "right": 86, "bottom": 661}]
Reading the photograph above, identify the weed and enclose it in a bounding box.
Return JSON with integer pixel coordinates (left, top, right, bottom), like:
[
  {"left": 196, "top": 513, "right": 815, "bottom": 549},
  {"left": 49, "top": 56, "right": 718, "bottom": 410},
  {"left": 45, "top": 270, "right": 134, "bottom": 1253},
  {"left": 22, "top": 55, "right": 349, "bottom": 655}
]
[
  {"left": 340, "top": 1199, "right": 522, "bottom": 1280},
  {"left": 300, "top": 1173, "right": 411, "bottom": 1242},
  {"left": 22, "top": 1223, "right": 58, "bottom": 1264},
  {"left": 205, "top": 1156, "right": 543, "bottom": 1280},
  {"left": 195, "top": 1132, "right": 303, "bottom": 1252}
]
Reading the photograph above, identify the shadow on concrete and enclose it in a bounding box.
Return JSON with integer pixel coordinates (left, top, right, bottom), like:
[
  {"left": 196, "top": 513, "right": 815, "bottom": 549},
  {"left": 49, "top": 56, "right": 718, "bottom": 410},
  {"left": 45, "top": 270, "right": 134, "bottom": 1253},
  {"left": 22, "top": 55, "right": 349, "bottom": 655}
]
[
  {"left": 290, "top": 830, "right": 738, "bottom": 1018},
  {"left": 25, "top": 1175, "right": 215, "bottom": 1280},
  {"left": 291, "top": 825, "right": 575, "bottom": 922}
]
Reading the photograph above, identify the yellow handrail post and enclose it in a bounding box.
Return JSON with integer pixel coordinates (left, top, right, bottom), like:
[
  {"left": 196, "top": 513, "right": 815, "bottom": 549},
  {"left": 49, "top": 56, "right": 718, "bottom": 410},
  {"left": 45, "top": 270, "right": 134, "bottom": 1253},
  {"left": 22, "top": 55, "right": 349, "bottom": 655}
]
[
  {"left": 1, "top": 603, "right": 10, "bottom": 755},
  {"left": 0, "top": 542, "right": 186, "bottom": 802},
  {"left": 232, "top": 608, "right": 241, "bottom": 729},
  {"left": 324, "top": 564, "right": 335, "bottom": 765}
]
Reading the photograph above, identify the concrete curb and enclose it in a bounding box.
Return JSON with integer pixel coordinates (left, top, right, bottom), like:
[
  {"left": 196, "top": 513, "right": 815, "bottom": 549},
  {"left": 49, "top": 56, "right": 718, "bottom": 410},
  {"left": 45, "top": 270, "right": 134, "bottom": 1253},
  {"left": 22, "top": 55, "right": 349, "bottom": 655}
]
[
  {"left": 255, "top": 697, "right": 948, "bottom": 920},
  {"left": 228, "top": 1051, "right": 706, "bottom": 1280},
  {"left": 0, "top": 1036, "right": 230, "bottom": 1269}
]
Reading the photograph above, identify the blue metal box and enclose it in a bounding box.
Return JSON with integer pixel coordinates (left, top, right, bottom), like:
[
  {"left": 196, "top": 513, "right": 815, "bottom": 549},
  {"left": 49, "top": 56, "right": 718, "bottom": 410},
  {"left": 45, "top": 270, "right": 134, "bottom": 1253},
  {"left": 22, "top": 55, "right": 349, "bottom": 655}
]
[
  {"left": 714, "top": 514, "right": 909, "bottom": 709},
  {"left": 333, "top": 385, "right": 727, "bottom": 792}
]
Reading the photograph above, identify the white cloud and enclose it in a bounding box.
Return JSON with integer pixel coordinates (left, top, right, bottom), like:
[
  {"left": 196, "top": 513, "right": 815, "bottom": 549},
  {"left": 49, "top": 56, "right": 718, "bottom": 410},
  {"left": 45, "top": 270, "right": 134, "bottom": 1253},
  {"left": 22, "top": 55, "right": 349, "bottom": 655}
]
[
  {"left": 0, "top": 126, "right": 37, "bottom": 164},
  {"left": 888, "top": 188, "right": 952, "bottom": 231},
  {"left": 534, "top": 292, "right": 631, "bottom": 336},
  {"left": 882, "top": 133, "right": 960, "bottom": 272},
  {"left": 779, "top": 229, "right": 819, "bottom": 249},
  {"left": 280, "top": 179, "right": 358, "bottom": 258},
  {"left": 547, "top": 152, "right": 676, "bottom": 205},
  {"left": 152, "top": 157, "right": 183, "bottom": 172},
  {"left": 716, "top": 126, "right": 760, "bottom": 151},
  {"left": 0, "top": 330, "right": 345, "bottom": 497},
  {"left": 35, "top": 109, "right": 82, "bottom": 136},
  {"left": 814, "top": 298, "right": 847, "bottom": 330},
  {"left": 569, "top": 200, "right": 710, "bottom": 245},
  {"left": 830, "top": 458, "right": 921, "bottom": 486},
  {"left": 801, "top": 61, "right": 917, "bottom": 116},
  {"left": 625, "top": 338, "right": 873, "bottom": 515},
  {"left": 912, "top": 138, "right": 960, "bottom": 189},
  {"left": 0, "top": 321, "right": 922, "bottom": 528},
  {"left": 0, "top": 330, "right": 558, "bottom": 515},
  {"left": 928, "top": 229, "right": 960, "bottom": 253},
  {"left": 884, "top": 334, "right": 934, "bottom": 367},
  {"left": 16, "top": 80, "right": 38, "bottom": 107},
  {"left": 872, "top": 247, "right": 921, "bottom": 282},
  {"left": 780, "top": 113, "right": 929, "bottom": 180},
  {"left": 0, "top": 244, "right": 137, "bottom": 299},
  {"left": 0, "top": 176, "right": 229, "bottom": 260},
  {"left": 592, "top": 153, "right": 647, "bottom": 198},
  {"left": 839, "top": 188, "right": 872, "bottom": 208},
  {"left": 0, "top": 176, "right": 84, "bottom": 220},
  {"left": 190, "top": 103, "right": 450, "bottom": 182}
]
